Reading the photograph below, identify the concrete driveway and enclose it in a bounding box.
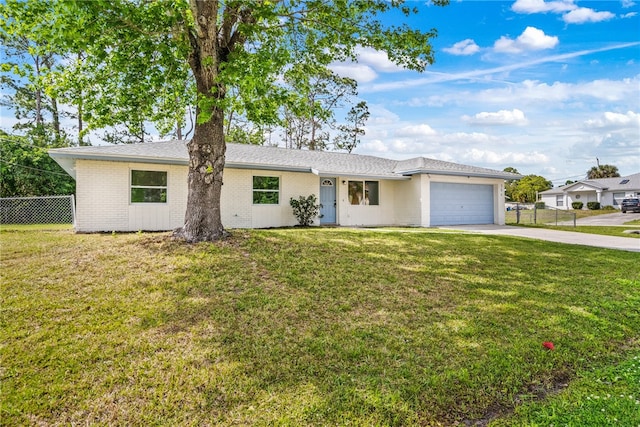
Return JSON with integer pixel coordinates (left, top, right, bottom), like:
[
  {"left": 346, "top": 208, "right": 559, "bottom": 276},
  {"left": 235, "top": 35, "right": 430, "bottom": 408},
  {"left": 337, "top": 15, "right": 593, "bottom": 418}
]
[
  {"left": 573, "top": 211, "right": 640, "bottom": 226},
  {"left": 439, "top": 224, "right": 640, "bottom": 252}
]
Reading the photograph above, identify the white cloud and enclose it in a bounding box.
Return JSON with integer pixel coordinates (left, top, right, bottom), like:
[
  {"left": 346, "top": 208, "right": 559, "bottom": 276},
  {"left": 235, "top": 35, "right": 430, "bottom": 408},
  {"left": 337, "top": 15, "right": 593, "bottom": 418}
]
[
  {"left": 464, "top": 109, "right": 528, "bottom": 126},
  {"left": 622, "top": 12, "right": 638, "bottom": 18},
  {"left": 329, "top": 47, "right": 408, "bottom": 84},
  {"left": 563, "top": 7, "right": 615, "bottom": 24},
  {"left": 493, "top": 27, "right": 558, "bottom": 54},
  {"left": 329, "top": 63, "right": 378, "bottom": 83},
  {"left": 358, "top": 139, "right": 390, "bottom": 154},
  {"left": 354, "top": 47, "right": 405, "bottom": 72},
  {"left": 461, "top": 148, "right": 550, "bottom": 165},
  {"left": 511, "top": 0, "right": 576, "bottom": 14},
  {"left": 443, "top": 39, "right": 480, "bottom": 56},
  {"left": 395, "top": 124, "right": 438, "bottom": 137},
  {"left": 584, "top": 111, "right": 640, "bottom": 128},
  {"left": 622, "top": 0, "right": 636, "bottom": 8}
]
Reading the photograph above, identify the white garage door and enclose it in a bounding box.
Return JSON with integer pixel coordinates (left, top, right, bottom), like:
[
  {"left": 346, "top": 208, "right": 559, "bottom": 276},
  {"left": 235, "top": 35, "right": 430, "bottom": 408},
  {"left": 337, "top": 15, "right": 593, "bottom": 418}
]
[{"left": 430, "top": 182, "right": 494, "bottom": 226}]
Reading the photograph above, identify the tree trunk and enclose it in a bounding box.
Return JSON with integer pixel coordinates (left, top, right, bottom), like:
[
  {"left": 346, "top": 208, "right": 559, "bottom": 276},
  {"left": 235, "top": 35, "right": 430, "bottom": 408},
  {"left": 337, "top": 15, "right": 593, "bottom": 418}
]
[
  {"left": 174, "top": 0, "right": 228, "bottom": 242},
  {"left": 33, "top": 56, "right": 43, "bottom": 126},
  {"left": 51, "top": 96, "right": 61, "bottom": 143},
  {"left": 175, "top": 108, "right": 227, "bottom": 242}
]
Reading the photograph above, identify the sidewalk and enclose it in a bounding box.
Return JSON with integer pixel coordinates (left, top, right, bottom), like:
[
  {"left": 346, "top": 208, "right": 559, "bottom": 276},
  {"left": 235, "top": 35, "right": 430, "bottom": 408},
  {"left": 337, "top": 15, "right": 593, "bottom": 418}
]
[{"left": 439, "top": 224, "right": 640, "bottom": 252}]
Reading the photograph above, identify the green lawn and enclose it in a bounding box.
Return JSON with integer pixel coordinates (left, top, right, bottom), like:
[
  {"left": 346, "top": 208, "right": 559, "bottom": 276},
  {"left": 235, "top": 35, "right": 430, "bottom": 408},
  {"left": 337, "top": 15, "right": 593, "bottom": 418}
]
[
  {"left": 1, "top": 228, "right": 639, "bottom": 426},
  {"left": 515, "top": 224, "right": 640, "bottom": 239}
]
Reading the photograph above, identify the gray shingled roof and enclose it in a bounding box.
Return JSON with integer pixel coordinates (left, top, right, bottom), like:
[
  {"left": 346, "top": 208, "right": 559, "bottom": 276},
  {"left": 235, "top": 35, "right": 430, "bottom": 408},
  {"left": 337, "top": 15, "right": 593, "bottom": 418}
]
[
  {"left": 49, "top": 140, "right": 521, "bottom": 180},
  {"left": 540, "top": 173, "right": 640, "bottom": 194}
]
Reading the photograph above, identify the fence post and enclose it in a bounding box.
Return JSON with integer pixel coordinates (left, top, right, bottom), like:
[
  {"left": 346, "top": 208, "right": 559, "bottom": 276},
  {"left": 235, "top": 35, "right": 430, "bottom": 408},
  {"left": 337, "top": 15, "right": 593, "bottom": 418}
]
[
  {"left": 534, "top": 205, "right": 537, "bottom": 224},
  {"left": 70, "top": 194, "right": 77, "bottom": 228},
  {"left": 516, "top": 203, "right": 520, "bottom": 224}
]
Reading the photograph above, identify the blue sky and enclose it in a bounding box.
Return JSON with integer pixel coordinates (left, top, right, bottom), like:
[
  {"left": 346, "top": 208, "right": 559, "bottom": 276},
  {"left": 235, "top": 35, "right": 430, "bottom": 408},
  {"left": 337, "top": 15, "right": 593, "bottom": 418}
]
[
  {"left": 1, "top": 0, "right": 637, "bottom": 185},
  {"left": 331, "top": 0, "right": 640, "bottom": 184}
]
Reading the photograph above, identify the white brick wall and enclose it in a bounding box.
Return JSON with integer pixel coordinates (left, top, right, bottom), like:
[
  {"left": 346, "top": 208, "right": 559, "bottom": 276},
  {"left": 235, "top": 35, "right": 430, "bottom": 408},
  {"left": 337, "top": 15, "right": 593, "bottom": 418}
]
[
  {"left": 75, "top": 160, "right": 321, "bottom": 231},
  {"left": 336, "top": 177, "right": 398, "bottom": 227},
  {"left": 74, "top": 160, "right": 508, "bottom": 232}
]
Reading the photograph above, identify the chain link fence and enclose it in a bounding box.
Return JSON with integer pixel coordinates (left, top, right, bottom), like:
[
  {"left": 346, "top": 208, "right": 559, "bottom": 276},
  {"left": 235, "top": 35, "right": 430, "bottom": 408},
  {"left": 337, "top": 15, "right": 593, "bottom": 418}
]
[
  {"left": 506, "top": 203, "right": 576, "bottom": 226},
  {"left": 0, "top": 195, "right": 76, "bottom": 226}
]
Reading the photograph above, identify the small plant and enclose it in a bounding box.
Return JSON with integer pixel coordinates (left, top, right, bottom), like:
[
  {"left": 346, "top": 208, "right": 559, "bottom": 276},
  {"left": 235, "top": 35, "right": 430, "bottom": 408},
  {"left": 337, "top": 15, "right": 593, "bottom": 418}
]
[
  {"left": 289, "top": 194, "right": 321, "bottom": 226},
  {"left": 602, "top": 205, "right": 616, "bottom": 211},
  {"left": 572, "top": 201, "right": 584, "bottom": 210},
  {"left": 587, "top": 201, "right": 601, "bottom": 210}
]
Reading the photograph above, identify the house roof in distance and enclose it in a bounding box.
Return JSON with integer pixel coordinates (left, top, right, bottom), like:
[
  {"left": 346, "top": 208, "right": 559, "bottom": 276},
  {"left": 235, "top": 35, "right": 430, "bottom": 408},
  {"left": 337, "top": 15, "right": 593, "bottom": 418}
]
[
  {"left": 49, "top": 140, "right": 522, "bottom": 181},
  {"left": 540, "top": 172, "right": 640, "bottom": 195}
]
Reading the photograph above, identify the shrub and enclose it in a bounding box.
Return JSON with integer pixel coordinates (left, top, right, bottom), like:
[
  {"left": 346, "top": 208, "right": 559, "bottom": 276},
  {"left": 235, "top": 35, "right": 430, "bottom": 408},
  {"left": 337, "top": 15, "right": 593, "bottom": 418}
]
[
  {"left": 572, "top": 201, "right": 583, "bottom": 210},
  {"left": 587, "top": 201, "right": 601, "bottom": 210},
  {"left": 535, "top": 202, "right": 545, "bottom": 209},
  {"left": 602, "top": 205, "right": 616, "bottom": 211},
  {"left": 290, "top": 194, "right": 321, "bottom": 226}
]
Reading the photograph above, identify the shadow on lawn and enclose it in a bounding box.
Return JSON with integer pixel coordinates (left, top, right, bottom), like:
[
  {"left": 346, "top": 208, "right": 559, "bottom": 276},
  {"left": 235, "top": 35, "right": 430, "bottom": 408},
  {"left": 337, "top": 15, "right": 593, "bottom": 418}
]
[{"left": 134, "top": 230, "right": 639, "bottom": 425}]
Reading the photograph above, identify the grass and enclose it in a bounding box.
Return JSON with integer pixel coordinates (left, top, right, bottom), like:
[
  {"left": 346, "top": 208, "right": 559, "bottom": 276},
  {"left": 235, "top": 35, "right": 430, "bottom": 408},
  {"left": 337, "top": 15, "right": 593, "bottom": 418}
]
[
  {"left": 494, "top": 352, "right": 640, "bottom": 425},
  {"left": 2, "top": 228, "right": 639, "bottom": 425},
  {"left": 515, "top": 224, "right": 640, "bottom": 239},
  {"left": 505, "top": 209, "right": 640, "bottom": 238},
  {"left": 0, "top": 223, "right": 73, "bottom": 231}
]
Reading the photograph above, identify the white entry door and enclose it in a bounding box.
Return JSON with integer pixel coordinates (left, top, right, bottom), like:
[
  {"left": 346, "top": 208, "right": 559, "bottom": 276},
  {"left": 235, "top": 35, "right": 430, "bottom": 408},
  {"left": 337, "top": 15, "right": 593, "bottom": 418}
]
[{"left": 319, "top": 178, "right": 336, "bottom": 224}]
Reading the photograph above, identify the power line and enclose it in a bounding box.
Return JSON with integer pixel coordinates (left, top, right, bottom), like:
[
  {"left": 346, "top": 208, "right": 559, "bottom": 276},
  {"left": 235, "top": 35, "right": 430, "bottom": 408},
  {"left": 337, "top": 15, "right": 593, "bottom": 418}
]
[{"left": 0, "top": 158, "right": 71, "bottom": 177}]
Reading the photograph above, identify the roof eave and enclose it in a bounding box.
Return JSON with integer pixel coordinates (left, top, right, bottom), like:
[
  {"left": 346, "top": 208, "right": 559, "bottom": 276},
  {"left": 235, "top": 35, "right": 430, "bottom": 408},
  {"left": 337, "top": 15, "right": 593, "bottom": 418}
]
[
  {"left": 319, "top": 172, "right": 410, "bottom": 181},
  {"left": 398, "top": 169, "right": 522, "bottom": 180}
]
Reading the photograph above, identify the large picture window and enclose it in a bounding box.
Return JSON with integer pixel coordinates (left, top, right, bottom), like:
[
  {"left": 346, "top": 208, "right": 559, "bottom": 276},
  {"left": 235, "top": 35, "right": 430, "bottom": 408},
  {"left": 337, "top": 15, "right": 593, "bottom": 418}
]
[
  {"left": 253, "top": 176, "right": 279, "bottom": 204},
  {"left": 131, "top": 170, "right": 167, "bottom": 203},
  {"left": 348, "top": 180, "right": 379, "bottom": 205}
]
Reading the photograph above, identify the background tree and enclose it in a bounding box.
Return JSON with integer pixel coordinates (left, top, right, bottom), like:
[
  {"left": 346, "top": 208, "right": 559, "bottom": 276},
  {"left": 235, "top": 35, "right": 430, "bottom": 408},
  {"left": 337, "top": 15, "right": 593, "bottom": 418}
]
[
  {"left": 502, "top": 167, "right": 520, "bottom": 201},
  {"left": 0, "top": 0, "right": 68, "bottom": 146},
  {"left": 0, "top": 131, "right": 75, "bottom": 197},
  {"left": 511, "top": 174, "right": 552, "bottom": 203},
  {"left": 587, "top": 163, "right": 620, "bottom": 179},
  {"left": 281, "top": 69, "right": 357, "bottom": 151},
  {"left": 8, "top": 0, "right": 448, "bottom": 242},
  {"left": 334, "top": 101, "right": 369, "bottom": 153}
]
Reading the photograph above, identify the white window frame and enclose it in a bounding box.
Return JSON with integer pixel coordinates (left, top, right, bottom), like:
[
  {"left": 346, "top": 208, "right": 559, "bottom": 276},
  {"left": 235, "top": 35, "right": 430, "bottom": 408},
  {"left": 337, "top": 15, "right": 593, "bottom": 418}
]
[
  {"left": 348, "top": 180, "right": 379, "bottom": 206},
  {"left": 252, "top": 176, "right": 280, "bottom": 205},
  {"left": 130, "top": 170, "right": 168, "bottom": 204},
  {"left": 556, "top": 195, "right": 563, "bottom": 207}
]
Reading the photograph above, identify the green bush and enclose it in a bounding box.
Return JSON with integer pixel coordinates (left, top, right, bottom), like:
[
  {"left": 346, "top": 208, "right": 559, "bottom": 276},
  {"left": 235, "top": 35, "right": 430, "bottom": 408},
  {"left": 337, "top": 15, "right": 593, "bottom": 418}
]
[
  {"left": 572, "top": 201, "right": 583, "bottom": 210},
  {"left": 587, "top": 201, "right": 601, "bottom": 210},
  {"left": 534, "top": 202, "right": 545, "bottom": 209},
  {"left": 289, "top": 194, "right": 321, "bottom": 226},
  {"left": 602, "top": 205, "right": 616, "bottom": 211}
]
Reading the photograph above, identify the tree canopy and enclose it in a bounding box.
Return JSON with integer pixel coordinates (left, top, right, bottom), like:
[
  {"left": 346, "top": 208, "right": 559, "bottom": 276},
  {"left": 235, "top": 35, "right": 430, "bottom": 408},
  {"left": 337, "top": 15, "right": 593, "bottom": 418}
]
[
  {"left": 1, "top": 0, "right": 449, "bottom": 241},
  {"left": 511, "top": 174, "right": 552, "bottom": 203},
  {"left": 587, "top": 164, "right": 620, "bottom": 179},
  {"left": 0, "top": 131, "right": 75, "bottom": 197}
]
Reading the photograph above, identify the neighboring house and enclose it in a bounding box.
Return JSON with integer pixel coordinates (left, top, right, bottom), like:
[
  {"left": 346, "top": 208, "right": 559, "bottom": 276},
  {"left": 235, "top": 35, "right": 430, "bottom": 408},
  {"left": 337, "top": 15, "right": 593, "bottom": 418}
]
[
  {"left": 49, "top": 140, "right": 521, "bottom": 232},
  {"left": 539, "top": 172, "right": 640, "bottom": 210}
]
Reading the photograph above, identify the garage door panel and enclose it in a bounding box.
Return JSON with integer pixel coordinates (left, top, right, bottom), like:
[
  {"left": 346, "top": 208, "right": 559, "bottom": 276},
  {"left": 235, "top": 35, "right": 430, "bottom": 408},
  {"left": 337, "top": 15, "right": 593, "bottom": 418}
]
[{"left": 430, "top": 182, "right": 494, "bottom": 225}]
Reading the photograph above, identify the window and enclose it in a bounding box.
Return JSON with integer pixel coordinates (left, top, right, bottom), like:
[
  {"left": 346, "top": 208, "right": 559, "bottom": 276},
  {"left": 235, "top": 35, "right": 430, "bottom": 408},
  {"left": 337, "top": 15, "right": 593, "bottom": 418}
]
[
  {"left": 348, "top": 180, "right": 379, "bottom": 205},
  {"left": 131, "top": 170, "right": 167, "bottom": 203},
  {"left": 253, "top": 176, "right": 279, "bottom": 204},
  {"left": 556, "top": 195, "right": 563, "bottom": 207}
]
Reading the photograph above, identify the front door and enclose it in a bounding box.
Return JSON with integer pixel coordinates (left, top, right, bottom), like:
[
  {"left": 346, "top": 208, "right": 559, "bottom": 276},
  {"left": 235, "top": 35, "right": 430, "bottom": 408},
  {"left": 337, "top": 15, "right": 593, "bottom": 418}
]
[{"left": 319, "top": 178, "right": 336, "bottom": 224}]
